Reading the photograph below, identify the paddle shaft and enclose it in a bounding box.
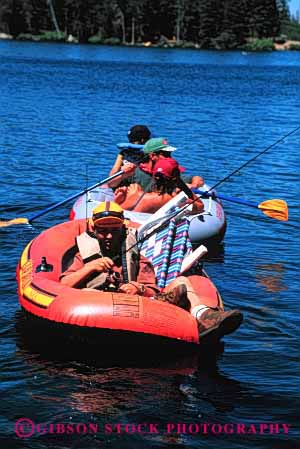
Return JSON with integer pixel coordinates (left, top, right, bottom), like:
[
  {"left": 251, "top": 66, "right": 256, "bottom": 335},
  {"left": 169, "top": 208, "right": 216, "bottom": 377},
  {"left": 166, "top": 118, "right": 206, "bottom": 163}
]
[
  {"left": 27, "top": 170, "right": 123, "bottom": 223},
  {"left": 192, "top": 189, "right": 259, "bottom": 208}
]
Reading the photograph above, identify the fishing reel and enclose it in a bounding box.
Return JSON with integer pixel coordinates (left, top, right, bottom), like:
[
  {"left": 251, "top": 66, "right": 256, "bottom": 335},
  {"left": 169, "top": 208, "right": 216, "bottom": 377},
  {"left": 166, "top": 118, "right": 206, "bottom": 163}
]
[{"left": 102, "top": 271, "right": 122, "bottom": 292}]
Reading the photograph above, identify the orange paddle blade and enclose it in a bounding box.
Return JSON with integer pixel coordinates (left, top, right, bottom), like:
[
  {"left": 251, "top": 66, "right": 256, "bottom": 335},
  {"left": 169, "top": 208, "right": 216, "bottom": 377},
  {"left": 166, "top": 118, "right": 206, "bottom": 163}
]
[
  {"left": 258, "top": 199, "right": 288, "bottom": 221},
  {"left": 0, "top": 217, "right": 29, "bottom": 228}
]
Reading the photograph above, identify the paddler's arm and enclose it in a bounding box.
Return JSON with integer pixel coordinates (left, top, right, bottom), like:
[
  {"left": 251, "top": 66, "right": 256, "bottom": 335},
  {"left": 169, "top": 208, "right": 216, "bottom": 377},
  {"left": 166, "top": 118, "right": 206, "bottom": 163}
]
[
  {"left": 109, "top": 154, "right": 123, "bottom": 177},
  {"left": 114, "top": 183, "right": 145, "bottom": 210},
  {"left": 181, "top": 174, "right": 204, "bottom": 189},
  {"left": 108, "top": 161, "right": 137, "bottom": 188},
  {"left": 189, "top": 175, "right": 204, "bottom": 189}
]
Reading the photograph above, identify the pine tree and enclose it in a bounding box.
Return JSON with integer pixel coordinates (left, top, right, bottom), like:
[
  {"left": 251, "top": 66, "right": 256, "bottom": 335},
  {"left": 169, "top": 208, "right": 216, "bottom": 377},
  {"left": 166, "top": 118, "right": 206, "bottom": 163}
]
[
  {"left": 12, "top": 0, "right": 35, "bottom": 35},
  {"left": 0, "top": 0, "right": 13, "bottom": 34},
  {"left": 195, "top": 0, "right": 221, "bottom": 48},
  {"left": 213, "top": 0, "right": 248, "bottom": 49},
  {"left": 276, "top": 0, "right": 290, "bottom": 33},
  {"left": 246, "top": 0, "right": 279, "bottom": 38}
]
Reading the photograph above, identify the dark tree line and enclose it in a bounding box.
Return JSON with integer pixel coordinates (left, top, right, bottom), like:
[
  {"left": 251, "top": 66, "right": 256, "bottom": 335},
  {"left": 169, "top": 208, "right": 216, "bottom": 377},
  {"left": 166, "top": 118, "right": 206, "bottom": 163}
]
[{"left": 0, "top": 0, "right": 291, "bottom": 48}]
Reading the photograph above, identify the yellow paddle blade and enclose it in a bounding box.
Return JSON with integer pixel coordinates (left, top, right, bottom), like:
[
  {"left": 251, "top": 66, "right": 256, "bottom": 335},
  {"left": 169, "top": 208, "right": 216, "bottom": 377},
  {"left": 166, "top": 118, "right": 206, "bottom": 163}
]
[
  {"left": 258, "top": 199, "right": 288, "bottom": 221},
  {"left": 0, "top": 217, "right": 30, "bottom": 228}
]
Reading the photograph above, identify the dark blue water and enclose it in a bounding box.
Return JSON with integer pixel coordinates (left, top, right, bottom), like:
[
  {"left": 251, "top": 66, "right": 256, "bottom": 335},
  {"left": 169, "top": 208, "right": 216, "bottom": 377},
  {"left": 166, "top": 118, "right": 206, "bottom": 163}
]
[{"left": 0, "top": 41, "right": 299, "bottom": 449}]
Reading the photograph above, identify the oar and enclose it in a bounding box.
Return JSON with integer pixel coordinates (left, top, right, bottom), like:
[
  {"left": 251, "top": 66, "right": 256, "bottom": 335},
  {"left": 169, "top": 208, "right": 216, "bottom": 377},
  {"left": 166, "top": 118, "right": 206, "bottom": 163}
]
[
  {"left": 192, "top": 189, "right": 288, "bottom": 221},
  {"left": 0, "top": 171, "right": 124, "bottom": 228}
]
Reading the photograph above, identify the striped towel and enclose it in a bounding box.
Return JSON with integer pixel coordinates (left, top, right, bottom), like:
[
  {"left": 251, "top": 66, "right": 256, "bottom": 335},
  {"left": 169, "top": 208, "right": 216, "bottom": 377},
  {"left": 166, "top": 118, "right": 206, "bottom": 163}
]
[
  {"left": 165, "top": 218, "right": 193, "bottom": 286},
  {"left": 140, "top": 217, "right": 192, "bottom": 289}
]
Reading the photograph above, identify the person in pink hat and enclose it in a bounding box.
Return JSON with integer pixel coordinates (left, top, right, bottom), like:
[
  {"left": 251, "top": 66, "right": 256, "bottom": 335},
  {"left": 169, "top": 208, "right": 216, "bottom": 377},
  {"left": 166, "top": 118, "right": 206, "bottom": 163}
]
[{"left": 114, "top": 157, "right": 204, "bottom": 214}]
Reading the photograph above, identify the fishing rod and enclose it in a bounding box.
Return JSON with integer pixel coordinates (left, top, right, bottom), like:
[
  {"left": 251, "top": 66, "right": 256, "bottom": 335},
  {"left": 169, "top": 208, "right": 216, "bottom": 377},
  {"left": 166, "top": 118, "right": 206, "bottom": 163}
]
[
  {"left": 208, "top": 125, "right": 300, "bottom": 192},
  {"left": 125, "top": 125, "right": 298, "bottom": 253},
  {"left": 156, "top": 125, "right": 298, "bottom": 224},
  {"left": 118, "top": 126, "right": 297, "bottom": 221},
  {"left": 1, "top": 126, "right": 295, "bottom": 229}
]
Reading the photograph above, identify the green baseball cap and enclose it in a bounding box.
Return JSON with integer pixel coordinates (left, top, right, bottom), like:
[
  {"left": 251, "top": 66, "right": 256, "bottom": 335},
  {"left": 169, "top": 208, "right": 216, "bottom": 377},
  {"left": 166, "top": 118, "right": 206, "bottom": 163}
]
[{"left": 143, "top": 137, "right": 176, "bottom": 155}]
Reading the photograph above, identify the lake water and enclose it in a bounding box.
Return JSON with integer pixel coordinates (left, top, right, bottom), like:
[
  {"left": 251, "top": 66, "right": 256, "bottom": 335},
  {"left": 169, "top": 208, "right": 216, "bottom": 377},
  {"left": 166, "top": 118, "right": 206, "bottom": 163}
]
[{"left": 0, "top": 41, "right": 299, "bottom": 449}]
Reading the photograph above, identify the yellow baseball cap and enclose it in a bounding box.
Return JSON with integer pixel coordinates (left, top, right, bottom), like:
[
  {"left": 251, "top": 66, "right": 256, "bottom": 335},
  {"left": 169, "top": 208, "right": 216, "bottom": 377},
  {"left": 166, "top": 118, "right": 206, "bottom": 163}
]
[{"left": 92, "top": 201, "right": 124, "bottom": 228}]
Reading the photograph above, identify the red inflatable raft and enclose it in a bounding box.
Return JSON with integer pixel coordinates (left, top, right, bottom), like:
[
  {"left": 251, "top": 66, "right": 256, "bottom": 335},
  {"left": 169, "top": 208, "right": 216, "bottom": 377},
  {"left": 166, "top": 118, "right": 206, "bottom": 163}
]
[{"left": 16, "top": 219, "right": 222, "bottom": 348}]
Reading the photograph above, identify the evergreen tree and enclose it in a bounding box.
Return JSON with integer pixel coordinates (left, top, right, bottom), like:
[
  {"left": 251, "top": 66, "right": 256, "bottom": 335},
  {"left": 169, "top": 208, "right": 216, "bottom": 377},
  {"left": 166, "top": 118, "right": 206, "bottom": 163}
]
[
  {"left": 276, "top": 0, "right": 290, "bottom": 33},
  {"left": 196, "top": 0, "right": 221, "bottom": 47},
  {"left": 247, "top": 0, "right": 279, "bottom": 38},
  {"left": 211, "top": 0, "right": 249, "bottom": 49},
  {"left": 141, "top": 0, "right": 175, "bottom": 42},
  {"left": 12, "top": 0, "right": 34, "bottom": 35},
  {"left": 0, "top": 0, "right": 13, "bottom": 34}
]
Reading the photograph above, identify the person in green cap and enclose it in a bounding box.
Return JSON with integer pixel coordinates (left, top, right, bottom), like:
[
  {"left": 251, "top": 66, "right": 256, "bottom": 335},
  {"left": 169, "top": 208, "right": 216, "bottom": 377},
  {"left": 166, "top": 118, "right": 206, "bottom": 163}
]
[
  {"left": 112, "top": 137, "right": 178, "bottom": 193},
  {"left": 113, "top": 137, "right": 204, "bottom": 204},
  {"left": 133, "top": 137, "right": 177, "bottom": 191}
]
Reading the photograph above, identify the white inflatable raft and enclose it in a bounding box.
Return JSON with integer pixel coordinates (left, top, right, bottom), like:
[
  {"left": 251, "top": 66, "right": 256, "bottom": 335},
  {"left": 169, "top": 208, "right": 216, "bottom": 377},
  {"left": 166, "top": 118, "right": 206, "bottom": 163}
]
[{"left": 70, "top": 184, "right": 226, "bottom": 246}]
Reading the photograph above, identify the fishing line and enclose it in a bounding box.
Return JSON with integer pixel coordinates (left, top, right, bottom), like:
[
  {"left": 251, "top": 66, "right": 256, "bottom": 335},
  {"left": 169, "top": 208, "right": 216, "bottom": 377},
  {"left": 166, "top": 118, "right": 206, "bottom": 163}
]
[
  {"left": 125, "top": 125, "right": 299, "bottom": 253},
  {"left": 160, "top": 125, "right": 300, "bottom": 220},
  {"left": 85, "top": 165, "right": 89, "bottom": 231},
  {"left": 208, "top": 124, "right": 300, "bottom": 192}
]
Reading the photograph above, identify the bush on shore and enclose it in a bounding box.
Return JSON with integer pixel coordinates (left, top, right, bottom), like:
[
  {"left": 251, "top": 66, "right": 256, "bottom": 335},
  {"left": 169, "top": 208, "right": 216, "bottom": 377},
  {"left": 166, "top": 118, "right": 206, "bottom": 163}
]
[
  {"left": 16, "top": 31, "right": 66, "bottom": 42},
  {"left": 289, "top": 43, "right": 300, "bottom": 50},
  {"left": 241, "top": 38, "right": 274, "bottom": 52},
  {"left": 88, "top": 34, "right": 103, "bottom": 44},
  {"left": 103, "top": 37, "right": 121, "bottom": 45}
]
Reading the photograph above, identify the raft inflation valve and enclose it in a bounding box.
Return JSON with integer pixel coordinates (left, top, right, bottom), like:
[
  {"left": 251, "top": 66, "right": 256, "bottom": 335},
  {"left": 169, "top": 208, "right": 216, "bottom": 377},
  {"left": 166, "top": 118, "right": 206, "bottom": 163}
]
[{"left": 35, "top": 257, "right": 53, "bottom": 273}]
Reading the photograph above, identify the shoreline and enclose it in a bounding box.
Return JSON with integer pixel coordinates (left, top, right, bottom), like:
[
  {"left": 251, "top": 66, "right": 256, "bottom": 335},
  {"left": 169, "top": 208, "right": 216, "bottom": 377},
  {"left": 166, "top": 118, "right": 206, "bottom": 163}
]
[
  {"left": 0, "top": 33, "right": 300, "bottom": 51},
  {"left": 273, "top": 40, "right": 300, "bottom": 50}
]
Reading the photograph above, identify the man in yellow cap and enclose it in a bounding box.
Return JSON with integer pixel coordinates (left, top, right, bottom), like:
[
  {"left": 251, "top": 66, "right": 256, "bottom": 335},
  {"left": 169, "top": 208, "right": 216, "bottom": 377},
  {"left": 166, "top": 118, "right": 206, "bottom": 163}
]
[
  {"left": 61, "top": 201, "right": 242, "bottom": 338},
  {"left": 60, "top": 201, "right": 159, "bottom": 295}
]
